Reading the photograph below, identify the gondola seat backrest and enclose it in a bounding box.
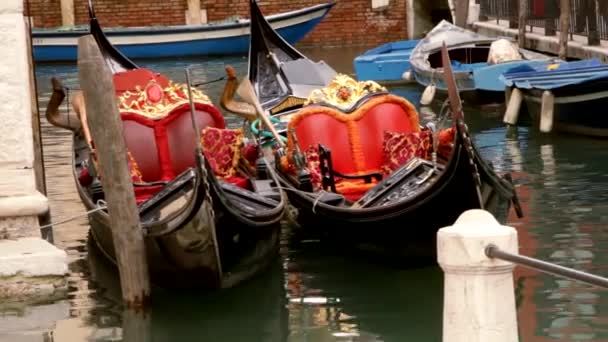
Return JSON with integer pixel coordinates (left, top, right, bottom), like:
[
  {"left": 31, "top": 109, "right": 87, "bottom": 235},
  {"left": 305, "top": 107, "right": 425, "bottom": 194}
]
[
  {"left": 113, "top": 68, "right": 226, "bottom": 183},
  {"left": 288, "top": 94, "right": 420, "bottom": 175}
]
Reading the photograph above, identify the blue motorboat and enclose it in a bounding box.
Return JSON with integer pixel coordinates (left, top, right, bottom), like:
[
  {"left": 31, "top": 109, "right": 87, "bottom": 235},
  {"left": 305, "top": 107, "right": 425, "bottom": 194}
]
[
  {"left": 501, "top": 59, "right": 608, "bottom": 137},
  {"left": 409, "top": 20, "right": 551, "bottom": 95},
  {"left": 353, "top": 39, "right": 420, "bottom": 83},
  {"left": 32, "top": 2, "right": 334, "bottom": 62}
]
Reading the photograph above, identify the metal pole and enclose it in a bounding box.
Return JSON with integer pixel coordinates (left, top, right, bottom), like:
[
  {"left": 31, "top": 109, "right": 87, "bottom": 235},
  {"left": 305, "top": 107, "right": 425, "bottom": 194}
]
[{"left": 486, "top": 244, "right": 608, "bottom": 288}]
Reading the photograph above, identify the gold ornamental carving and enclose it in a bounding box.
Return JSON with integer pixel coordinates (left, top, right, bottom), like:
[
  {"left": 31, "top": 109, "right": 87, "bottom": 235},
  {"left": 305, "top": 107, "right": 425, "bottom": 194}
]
[
  {"left": 304, "top": 74, "right": 387, "bottom": 110},
  {"left": 117, "top": 80, "right": 212, "bottom": 120}
]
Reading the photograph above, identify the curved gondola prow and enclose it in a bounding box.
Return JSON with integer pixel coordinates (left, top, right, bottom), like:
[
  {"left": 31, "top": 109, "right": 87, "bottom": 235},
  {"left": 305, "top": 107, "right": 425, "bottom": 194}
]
[
  {"left": 247, "top": 0, "right": 306, "bottom": 83},
  {"left": 220, "top": 66, "right": 258, "bottom": 121},
  {"left": 87, "top": 0, "right": 138, "bottom": 73},
  {"left": 45, "top": 77, "right": 82, "bottom": 131}
]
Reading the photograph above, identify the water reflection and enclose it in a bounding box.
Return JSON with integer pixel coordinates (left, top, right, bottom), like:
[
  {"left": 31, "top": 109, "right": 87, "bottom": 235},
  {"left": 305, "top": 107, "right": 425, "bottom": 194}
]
[
  {"left": 24, "top": 47, "right": 608, "bottom": 341},
  {"left": 285, "top": 245, "right": 442, "bottom": 342}
]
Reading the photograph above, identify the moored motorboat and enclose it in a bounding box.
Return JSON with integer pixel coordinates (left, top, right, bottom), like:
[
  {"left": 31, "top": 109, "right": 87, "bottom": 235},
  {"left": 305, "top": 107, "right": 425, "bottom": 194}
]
[
  {"left": 221, "top": 1, "right": 523, "bottom": 263},
  {"left": 353, "top": 39, "right": 420, "bottom": 84},
  {"left": 44, "top": 4, "right": 287, "bottom": 289},
  {"left": 33, "top": 1, "right": 335, "bottom": 62},
  {"left": 501, "top": 59, "right": 608, "bottom": 137},
  {"left": 410, "top": 20, "right": 551, "bottom": 99}
]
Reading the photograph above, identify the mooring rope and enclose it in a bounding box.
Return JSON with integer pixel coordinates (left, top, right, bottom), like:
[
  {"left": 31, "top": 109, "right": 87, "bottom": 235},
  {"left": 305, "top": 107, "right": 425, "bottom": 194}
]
[
  {"left": 39, "top": 200, "right": 107, "bottom": 230},
  {"left": 192, "top": 76, "right": 227, "bottom": 87}
]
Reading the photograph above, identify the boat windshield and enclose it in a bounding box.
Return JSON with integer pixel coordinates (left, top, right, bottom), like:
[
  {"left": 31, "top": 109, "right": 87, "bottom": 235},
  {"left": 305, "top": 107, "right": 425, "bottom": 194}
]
[{"left": 280, "top": 59, "right": 337, "bottom": 98}]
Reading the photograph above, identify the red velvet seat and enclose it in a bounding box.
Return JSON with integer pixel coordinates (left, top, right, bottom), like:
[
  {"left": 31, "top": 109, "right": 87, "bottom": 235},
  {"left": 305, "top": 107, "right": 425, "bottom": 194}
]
[
  {"left": 113, "top": 68, "right": 226, "bottom": 203},
  {"left": 287, "top": 94, "right": 421, "bottom": 199}
]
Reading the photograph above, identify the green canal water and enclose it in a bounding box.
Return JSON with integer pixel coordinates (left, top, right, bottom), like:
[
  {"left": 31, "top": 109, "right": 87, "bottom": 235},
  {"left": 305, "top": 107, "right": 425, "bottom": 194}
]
[{"left": 4, "top": 47, "right": 608, "bottom": 341}]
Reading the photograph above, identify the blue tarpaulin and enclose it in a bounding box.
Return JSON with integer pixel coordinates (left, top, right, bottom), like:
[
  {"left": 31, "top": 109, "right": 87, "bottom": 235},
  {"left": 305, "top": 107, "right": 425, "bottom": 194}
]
[{"left": 500, "top": 59, "right": 608, "bottom": 90}]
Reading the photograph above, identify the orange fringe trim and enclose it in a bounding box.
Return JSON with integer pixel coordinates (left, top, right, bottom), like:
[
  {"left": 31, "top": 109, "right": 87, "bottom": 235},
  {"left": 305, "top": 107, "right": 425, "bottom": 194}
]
[{"left": 346, "top": 120, "right": 365, "bottom": 172}]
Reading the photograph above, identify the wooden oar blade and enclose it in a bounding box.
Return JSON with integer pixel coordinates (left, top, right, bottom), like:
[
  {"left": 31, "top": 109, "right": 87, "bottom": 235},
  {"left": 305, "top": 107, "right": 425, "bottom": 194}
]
[
  {"left": 236, "top": 78, "right": 258, "bottom": 107},
  {"left": 441, "top": 42, "right": 464, "bottom": 120},
  {"left": 235, "top": 78, "right": 286, "bottom": 147}
]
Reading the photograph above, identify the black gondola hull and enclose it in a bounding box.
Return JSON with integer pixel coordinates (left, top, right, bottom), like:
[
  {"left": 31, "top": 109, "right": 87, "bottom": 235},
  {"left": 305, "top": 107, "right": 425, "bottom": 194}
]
[
  {"left": 74, "top": 133, "right": 284, "bottom": 289},
  {"left": 281, "top": 135, "right": 516, "bottom": 264}
]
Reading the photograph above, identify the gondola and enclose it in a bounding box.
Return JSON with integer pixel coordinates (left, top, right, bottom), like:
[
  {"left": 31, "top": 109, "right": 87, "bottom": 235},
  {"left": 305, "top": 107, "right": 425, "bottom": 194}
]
[
  {"left": 221, "top": 0, "right": 337, "bottom": 125},
  {"left": 44, "top": 3, "right": 287, "bottom": 289},
  {"left": 221, "top": 0, "right": 523, "bottom": 262}
]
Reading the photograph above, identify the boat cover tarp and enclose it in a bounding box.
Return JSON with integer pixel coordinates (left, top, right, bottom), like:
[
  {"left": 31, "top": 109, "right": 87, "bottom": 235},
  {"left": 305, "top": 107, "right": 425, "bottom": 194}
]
[
  {"left": 500, "top": 59, "right": 608, "bottom": 90},
  {"left": 409, "top": 20, "right": 495, "bottom": 73}
]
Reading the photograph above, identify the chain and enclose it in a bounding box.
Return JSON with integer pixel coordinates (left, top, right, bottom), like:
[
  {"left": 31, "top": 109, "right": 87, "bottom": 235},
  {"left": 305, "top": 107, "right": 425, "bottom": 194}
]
[{"left": 458, "top": 119, "right": 484, "bottom": 209}]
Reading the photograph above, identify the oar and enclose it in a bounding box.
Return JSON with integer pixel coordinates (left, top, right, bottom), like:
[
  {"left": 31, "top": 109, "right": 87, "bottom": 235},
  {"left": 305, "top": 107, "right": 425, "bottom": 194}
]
[
  {"left": 236, "top": 78, "right": 286, "bottom": 148},
  {"left": 441, "top": 42, "right": 485, "bottom": 210}
]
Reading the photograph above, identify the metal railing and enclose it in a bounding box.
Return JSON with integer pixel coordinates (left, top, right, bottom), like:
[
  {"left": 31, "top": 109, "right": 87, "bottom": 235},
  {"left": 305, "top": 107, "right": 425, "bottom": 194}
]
[
  {"left": 477, "top": 0, "right": 608, "bottom": 43},
  {"left": 485, "top": 244, "right": 608, "bottom": 288}
]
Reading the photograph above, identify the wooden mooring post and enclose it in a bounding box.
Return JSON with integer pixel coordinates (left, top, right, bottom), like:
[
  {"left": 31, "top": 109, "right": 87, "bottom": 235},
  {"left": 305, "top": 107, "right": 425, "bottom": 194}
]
[
  {"left": 559, "top": 0, "right": 571, "bottom": 59},
  {"left": 77, "top": 35, "right": 150, "bottom": 309},
  {"left": 518, "top": 0, "right": 526, "bottom": 48}
]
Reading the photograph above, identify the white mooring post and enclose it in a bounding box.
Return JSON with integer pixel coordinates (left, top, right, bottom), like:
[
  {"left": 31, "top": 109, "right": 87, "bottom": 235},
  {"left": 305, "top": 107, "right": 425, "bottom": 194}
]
[
  {"left": 0, "top": 0, "right": 67, "bottom": 303},
  {"left": 437, "top": 209, "right": 519, "bottom": 342}
]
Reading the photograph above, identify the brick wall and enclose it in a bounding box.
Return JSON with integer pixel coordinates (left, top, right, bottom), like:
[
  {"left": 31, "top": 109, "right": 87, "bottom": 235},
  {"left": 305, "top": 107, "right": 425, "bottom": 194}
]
[{"left": 24, "top": 0, "right": 406, "bottom": 48}]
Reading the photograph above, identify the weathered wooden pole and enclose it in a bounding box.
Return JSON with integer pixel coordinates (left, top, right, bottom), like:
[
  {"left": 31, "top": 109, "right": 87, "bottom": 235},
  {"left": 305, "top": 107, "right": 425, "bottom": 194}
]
[
  {"left": 509, "top": 0, "right": 518, "bottom": 28},
  {"left": 123, "top": 309, "right": 151, "bottom": 342},
  {"left": 544, "top": 0, "right": 558, "bottom": 36},
  {"left": 518, "top": 0, "right": 526, "bottom": 48},
  {"left": 454, "top": 0, "right": 470, "bottom": 28},
  {"left": 587, "top": 0, "right": 600, "bottom": 46},
  {"left": 559, "top": 0, "right": 571, "bottom": 59},
  {"left": 77, "top": 35, "right": 150, "bottom": 309}
]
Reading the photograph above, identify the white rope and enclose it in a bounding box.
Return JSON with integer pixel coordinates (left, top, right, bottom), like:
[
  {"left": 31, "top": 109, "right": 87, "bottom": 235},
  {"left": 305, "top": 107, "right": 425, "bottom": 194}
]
[
  {"left": 39, "top": 200, "right": 107, "bottom": 230},
  {"left": 272, "top": 184, "right": 330, "bottom": 214}
]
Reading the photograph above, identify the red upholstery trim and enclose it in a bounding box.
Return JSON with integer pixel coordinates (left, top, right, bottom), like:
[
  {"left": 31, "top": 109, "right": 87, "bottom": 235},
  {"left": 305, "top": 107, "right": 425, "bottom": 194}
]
[{"left": 153, "top": 124, "right": 175, "bottom": 181}]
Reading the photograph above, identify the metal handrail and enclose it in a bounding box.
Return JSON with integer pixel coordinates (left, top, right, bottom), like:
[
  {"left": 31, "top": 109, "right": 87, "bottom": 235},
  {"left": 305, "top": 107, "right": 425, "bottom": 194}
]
[
  {"left": 478, "top": 0, "right": 608, "bottom": 41},
  {"left": 485, "top": 244, "right": 608, "bottom": 288}
]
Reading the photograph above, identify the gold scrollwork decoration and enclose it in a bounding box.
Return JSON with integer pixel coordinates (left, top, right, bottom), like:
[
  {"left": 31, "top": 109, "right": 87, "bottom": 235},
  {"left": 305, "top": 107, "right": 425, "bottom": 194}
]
[
  {"left": 118, "top": 80, "right": 212, "bottom": 120},
  {"left": 304, "top": 74, "right": 387, "bottom": 110}
]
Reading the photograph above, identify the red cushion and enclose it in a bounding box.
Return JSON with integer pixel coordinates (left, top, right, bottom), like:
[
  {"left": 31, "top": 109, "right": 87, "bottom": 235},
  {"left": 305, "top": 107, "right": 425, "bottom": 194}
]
[
  {"left": 438, "top": 127, "right": 456, "bottom": 159},
  {"left": 304, "top": 145, "right": 323, "bottom": 189},
  {"left": 381, "top": 129, "right": 431, "bottom": 174},
  {"left": 201, "top": 127, "right": 244, "bottom": 178},
  {"left": 357, "top": 102, "right": 418, "bottom": 172}
]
